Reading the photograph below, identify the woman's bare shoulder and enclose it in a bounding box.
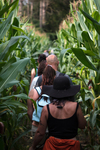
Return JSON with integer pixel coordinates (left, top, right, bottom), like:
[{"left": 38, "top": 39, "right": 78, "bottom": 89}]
[
  {"left": 64, "top": 101, "right": 78, "bottom": 113},
  {"left": 42, "top": 105, "right": 48, "bottom": 118},
  {"left": 43, "top": 105, "right": 48, "bottom": 111},
  {"left": 28, "top": 89, "right": 34, "bottom": 97},
  {"left": 65, "top": 101, "right": 78, "bottom": 107}
]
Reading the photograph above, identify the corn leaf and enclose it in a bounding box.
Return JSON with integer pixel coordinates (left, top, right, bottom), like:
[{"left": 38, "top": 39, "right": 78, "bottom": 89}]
[
  {"left": 0, "top": 0, "right": 17, "bottom": 17},
  {"left": 0, "top": 36, "right": 30, "bottom": 61},
  {"left": 79, "top": 8, "right": 100, "bottom": 35},
  {"left": 94, "top": 0, "right": 100, "bottom": 14},
  {"left": 77, "top": 11, "right": 93, "bottom": 40},
  {"left": 12, "top": 25, "right": 26, "bottom": 34},
  {"left": 82, "top": 31, "right": 97, "bottom": 52},
  {"left": 0, "top": 58, "right": 30, "bottom": 92},
  {"left": 0, "top": 41, "right": 9, "bottom": 54},
  {"left": 0, "top": 11, "right": 13, "bottom": 40},
  {"left": 4, "top": 80, "right": 19, "bottom": 89},
  {"left": 81, "top": 0, "right": 89, "bottom": 14},
  {"left": 60, "top": 48, "right": 71, "bottom": 67},
  {"left": 71, "top": 48, "right": 97, "bottom": 71},
  {"left": 7, "top": 0, "right": 19, "bottom": 17},
  {"left": 91, "top": 110, "right": 100, "bottom": 128},
  {"left": 0, "top": 57, "right": 16, "bottom": 75}
]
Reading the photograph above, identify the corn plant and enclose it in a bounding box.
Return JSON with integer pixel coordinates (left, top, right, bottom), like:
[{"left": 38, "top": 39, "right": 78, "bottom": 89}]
[
  {"left": 52, "top": 0, "right": 100, "bottom": 149},
  {"left": 0, "top": 0, "right": 37, "bottom": 149}
]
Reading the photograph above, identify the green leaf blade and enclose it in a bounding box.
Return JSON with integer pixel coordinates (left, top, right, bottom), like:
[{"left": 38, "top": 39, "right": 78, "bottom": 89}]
[{"left": 71, "top": 48, "right": 97, "bottom": 71}]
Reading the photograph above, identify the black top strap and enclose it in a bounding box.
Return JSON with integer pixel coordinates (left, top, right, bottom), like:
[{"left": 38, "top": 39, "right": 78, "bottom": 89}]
[
  {"left": 35, "top": 75, "right": 42, "bottom": 87},
  {"left": 47, "top": 105, "right": 50, "bottom": 115},
  {"left": 75, "top": 102, "right": 79, "bottom": 113}
]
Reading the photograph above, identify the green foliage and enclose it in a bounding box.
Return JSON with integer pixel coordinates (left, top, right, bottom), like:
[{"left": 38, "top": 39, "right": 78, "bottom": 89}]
[
  {"left": 0, "top": 0, "right": 51, "bottom": 149},
  {"left": 52, "top": 0, "right": 100, "bottom": 148},
  {"left": 0, "top": 0, "right": 37, "bottom": 149},
  {"left": 2, "top": 0, "right": 100, "bottom": 149}
]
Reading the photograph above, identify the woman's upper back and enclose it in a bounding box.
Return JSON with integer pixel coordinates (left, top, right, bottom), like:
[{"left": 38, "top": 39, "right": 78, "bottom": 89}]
[
  {"left": 46, "top": 101, "right": 79, "bottom": 139},
  {"left": 48, "top": 101, "right": 78, "bottom": 119}
]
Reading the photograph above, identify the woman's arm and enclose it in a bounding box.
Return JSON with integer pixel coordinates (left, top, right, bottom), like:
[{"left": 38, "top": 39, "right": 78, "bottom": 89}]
[
  {"left": 29, "top": 106, "right": 48, "bottom": 150},
  {"left": 77, "top": 104, "right": 87, "bottom": 129},
  {"left": 28, "top": 88, "right": 39, "bottom": 101},
  {"left": 31, "top": 68, "right": 36, "bottom": 85},
  {"left": 27, "top": 98, "right": 34, "bottom": 122},
  {"left": 27, "top": 88, "right": 40, "bottom": 121}
]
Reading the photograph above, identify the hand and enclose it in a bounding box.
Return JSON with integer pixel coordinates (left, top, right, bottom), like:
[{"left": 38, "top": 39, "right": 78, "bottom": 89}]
[{"left": 29, "top": 146, "right": 35, "bottom": 150}]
